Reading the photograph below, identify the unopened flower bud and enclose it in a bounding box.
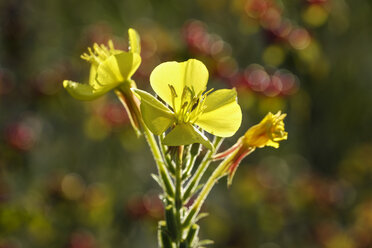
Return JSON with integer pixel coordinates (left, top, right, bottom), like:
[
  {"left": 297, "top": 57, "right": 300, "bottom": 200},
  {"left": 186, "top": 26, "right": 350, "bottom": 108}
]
[
  {"left": 214, "top": 111, "right": 288, "bottom": 185},
  {"left": 243, "top": 111, "right": 288, "bottom": 148}
]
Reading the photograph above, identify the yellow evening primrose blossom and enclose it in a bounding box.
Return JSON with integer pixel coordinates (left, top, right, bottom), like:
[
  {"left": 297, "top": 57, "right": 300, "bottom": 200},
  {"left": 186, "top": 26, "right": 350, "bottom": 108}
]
[
  {"left": 214, "top": 111, "right": 287, "bottom": 185},
  {"left": 63, "top": 28, "right": 141, "bottom": 100},
  {"left": 63, "top": 28, "right": 142, "bottom": 135},
  {"left": 133, "top": 59, "right": 242, "bottom": 150}
]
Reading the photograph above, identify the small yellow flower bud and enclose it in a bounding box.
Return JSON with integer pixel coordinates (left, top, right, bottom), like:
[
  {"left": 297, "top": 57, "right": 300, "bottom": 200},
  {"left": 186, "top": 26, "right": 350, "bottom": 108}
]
[
  {"left": 214, "top": 111, "right": 288, "bottom": 186},
  {"left": 243, "top": 111, "right": 288, "bottom": 148}
]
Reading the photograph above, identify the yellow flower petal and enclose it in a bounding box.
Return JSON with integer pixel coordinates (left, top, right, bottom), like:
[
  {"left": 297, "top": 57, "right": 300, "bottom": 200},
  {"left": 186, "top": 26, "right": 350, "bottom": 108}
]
[
  {"left": 88, "top": 64, "right": 100, "bottom": 89},
  {"left": 128, "top": 28, "right": 141, "bottom": 54},
  {"left": 63, "top": 80, "right": 106, "bottom": 100},
  {"left": 96, "top": 52, "right": 141, "bottom": 88},
  {"left": 195, "top": 89, "right": 242, "bottom": 137},
  {"left": 150, "top": 59, "right": 208, "bottom": 111}
]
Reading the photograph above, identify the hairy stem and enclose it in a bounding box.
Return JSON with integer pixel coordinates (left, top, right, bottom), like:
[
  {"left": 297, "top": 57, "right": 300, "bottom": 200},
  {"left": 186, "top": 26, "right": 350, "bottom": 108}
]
[
  {"left": 143, "top": 126, "right": 175, "bottom": 197},
  {"left": 174, "top": 146, "right": 184, "bottom": 245}
]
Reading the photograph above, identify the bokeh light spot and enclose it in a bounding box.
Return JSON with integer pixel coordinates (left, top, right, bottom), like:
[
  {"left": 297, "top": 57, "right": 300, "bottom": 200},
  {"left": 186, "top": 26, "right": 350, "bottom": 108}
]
[
  {"left": 83, "top": 116, "right": 110, "bottom": 140},
  {"left": 289, "top": 28, "right": 311, "bottom": 50},
  {"left": 262, "top": 45, "right": 285, "bottom": 67},
  {"left": 302, "top": 4, "right": 329, "bottom": 27},
  {"left": 61, "top": 173, "right": 86, "bottom": 200}
]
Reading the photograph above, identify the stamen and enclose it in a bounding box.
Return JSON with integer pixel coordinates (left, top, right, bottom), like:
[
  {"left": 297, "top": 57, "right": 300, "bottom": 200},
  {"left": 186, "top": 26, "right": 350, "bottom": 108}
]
[
  {"left": 168, "top": 84, "right": 178, "bottom": 98},
  {"left": 189, "top": 87, "right": 212, "bottom": 121},
  {"left": 203, "top": 87, "right": 214, "bottom": 96},
  {"left": 181, "top": 101, "right": 189, "bottom": 110},
  {"left": 191, "top": 99, "right": 199, "bottom": 111},
  {"left": 100, "top": 44, "right": 110, "bottom": 57},
  {"left": 108, "top": 40, "right": 115, "bottom": 51},
  {"left": 181, "top": 86, "right": 193, "bottom": 103},
  {"left": 172, "top": 86, "right": 216, "bottom": 124},
  {"left": 94, "top": 43, "right": 108, "bottom": 60},
  {"left": 80, "top": 41, "right": 115, "bottom": 65},
  {"left": 168, "top": 84, "right": 178, "bottom": 115},
  {"left": 178, "top": 86, "right": 200, "bottom": 123}
]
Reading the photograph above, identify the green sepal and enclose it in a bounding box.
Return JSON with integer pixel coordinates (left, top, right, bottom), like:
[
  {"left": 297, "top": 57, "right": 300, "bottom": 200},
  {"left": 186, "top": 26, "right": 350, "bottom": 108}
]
[
  {"left": 132, "top": 88, "right": 175, "bottom": 135},
  {"left": 128, "top": 28, "right": 141, "bottom": 54},
  {"left": 163, "top": 124, "right": 214, "bottom": 150},
  {"left": 63, "top": 80, "right": 106, "bottom": 101}
]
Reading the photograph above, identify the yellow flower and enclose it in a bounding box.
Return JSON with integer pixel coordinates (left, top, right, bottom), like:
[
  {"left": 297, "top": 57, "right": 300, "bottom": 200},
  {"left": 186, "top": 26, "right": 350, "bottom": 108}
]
[
  {"left": 214, "top": 111, "right": 288, "bottom": 185},
  {"left": 133, "top": 59, "right": 242, "bottom": 150},
  {"left": 243, "top": 111, "right": 288, "bottom": 148},
  {"left": 63, "top": 28, "right": 143, "bottom": 136},
  {"left": 63, "top": 28, "right": 141, "bottom": 100}
]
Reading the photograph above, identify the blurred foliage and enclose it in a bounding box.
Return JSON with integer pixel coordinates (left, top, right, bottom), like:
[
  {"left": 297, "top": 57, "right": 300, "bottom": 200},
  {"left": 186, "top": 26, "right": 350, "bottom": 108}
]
[{"left": 1, "top": 0, "right": 372, "bottom": 247}]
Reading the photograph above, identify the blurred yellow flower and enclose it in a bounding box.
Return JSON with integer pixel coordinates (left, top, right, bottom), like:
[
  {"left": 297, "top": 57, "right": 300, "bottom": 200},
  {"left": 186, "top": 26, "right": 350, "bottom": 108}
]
[
  {"left": 243, "top": 111, "right": 288, "bottom": 148},
  {"left": 63, "top": 28, "right": 143, "bottom": 136},
  {"left": 63, "top": 31, "right": 141, "bottom": 101}
]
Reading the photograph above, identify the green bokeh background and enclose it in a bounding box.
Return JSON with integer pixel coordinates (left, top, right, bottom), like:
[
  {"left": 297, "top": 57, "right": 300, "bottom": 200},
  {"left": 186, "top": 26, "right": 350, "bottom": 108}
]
[{"left": 1, "top": 0, "right": 372, "bottom": 247}]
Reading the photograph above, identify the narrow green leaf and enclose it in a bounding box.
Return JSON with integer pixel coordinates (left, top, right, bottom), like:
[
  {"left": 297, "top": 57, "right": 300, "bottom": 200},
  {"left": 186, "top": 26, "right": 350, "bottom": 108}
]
[
  {"left": 195, "top": 213, "right": 209, "bottom": 222},
  {"left": 198, "top": 240, "right": 214, "bottom": 246},
  {"left": 151, "top": 174, "right": 163, "bottom": 188}
]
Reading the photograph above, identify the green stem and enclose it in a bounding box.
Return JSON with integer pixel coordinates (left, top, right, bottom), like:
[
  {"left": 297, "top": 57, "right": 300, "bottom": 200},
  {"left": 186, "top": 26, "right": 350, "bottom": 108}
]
[
  {"left": 115, "top": 81, "right": 142, "bottom": 137},
  {"left": 143, "top": 125, "right": 175, "bottom": 197},
  {"left": 174, "top": 146, "right": 184, "bottom": 245},
  {"left": 183, "top": 137, "right": 223, "bottom": 202}
]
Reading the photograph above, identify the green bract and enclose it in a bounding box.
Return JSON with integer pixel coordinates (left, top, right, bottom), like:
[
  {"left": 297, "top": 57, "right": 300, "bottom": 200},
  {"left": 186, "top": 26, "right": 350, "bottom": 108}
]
[
  {"left": 133, "top": 59, "right": 242, "bottom": 149},
  {"left": 63, "top": 28, "right": 141, "bottom": 100}
]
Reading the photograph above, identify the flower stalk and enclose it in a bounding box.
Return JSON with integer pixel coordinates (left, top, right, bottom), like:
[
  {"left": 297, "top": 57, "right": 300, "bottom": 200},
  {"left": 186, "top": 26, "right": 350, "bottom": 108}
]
[{"left": 114, "top": 81, "right": 142, "bottom": 136}]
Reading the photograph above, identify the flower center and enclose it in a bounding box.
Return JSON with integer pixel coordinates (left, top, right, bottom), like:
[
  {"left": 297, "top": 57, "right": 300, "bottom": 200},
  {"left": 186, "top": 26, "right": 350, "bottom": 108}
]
[{"left": 168, "top": 85, "right": 213, "bottom": 124}]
